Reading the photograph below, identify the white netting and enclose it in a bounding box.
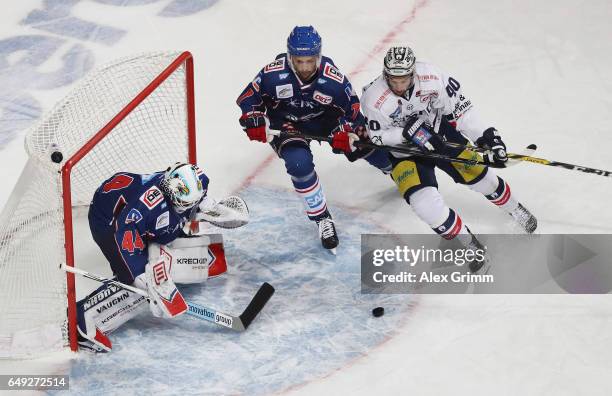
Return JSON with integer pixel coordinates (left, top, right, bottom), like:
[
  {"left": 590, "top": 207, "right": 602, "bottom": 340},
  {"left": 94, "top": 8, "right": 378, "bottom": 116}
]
[{"left": 0, "top": 51, "right": 193, "bottom": 357}]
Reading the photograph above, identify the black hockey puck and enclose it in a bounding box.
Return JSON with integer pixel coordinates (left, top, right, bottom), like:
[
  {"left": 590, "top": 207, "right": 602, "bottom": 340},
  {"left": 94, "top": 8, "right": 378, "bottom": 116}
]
[
  {"left": 51, "top": 151, "right": 63, "bottom": 163},
  {"left": 372, "top": 307, "right": 384, "bottom": 317}
]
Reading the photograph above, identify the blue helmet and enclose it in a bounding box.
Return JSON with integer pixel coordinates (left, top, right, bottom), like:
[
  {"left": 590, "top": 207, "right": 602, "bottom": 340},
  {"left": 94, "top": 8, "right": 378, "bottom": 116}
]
[{"left": 287, "top": 26, "right": 322, "bottom": 57}]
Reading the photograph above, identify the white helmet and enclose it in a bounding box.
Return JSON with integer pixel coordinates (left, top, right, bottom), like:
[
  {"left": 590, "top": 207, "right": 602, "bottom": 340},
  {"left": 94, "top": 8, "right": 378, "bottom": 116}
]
[
  {"left": 383, "top": 46, "right": 416, "bottom": 77},
  {"left": 160, "top": 163, "right": 204, "bottom": 213}
]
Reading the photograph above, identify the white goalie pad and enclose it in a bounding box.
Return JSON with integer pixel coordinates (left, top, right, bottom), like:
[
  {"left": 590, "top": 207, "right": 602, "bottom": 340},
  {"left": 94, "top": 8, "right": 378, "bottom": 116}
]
[
  {"left": 148, "top": 234, "right": 228, "bottom": 284},
  {"left": 193, "top": 195, "right": 249, "bottom": 229}
]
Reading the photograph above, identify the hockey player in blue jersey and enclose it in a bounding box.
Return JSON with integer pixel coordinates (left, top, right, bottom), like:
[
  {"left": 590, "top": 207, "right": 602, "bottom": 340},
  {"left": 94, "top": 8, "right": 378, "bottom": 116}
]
[
  {"left": 236, "top": 26, "right": 391, "bottom": 252},
  {"left": 76, "top": 162, "right": 249, "bottom": 352}
]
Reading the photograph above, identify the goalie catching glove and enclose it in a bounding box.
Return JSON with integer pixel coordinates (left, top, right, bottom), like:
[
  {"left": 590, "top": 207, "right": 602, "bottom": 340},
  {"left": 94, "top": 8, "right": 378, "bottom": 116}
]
[{"left": 191, "top": 195, "right": 250, "bottom": 229}]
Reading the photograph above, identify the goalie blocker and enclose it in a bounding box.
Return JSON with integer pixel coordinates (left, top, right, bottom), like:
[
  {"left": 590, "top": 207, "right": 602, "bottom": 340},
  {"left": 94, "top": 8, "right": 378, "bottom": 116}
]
[{"left": 76, "top": 234, "right": 227, "bottom": 353}]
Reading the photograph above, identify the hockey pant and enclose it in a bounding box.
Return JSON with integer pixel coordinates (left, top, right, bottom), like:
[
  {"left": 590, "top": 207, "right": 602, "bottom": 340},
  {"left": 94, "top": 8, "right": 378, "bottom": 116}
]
[{"left": 390, "top": 119, "right": 520, "bottom": 239}]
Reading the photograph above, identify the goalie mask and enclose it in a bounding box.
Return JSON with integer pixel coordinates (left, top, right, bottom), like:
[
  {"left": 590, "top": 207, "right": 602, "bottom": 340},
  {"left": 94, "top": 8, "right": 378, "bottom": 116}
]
[{"left": 160, "top": 163, "right": 204, "bottom": 213}]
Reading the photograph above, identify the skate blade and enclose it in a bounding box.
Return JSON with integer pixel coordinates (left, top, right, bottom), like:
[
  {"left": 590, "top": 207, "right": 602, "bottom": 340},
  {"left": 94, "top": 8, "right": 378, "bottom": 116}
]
[{"left": 328, "top": 248, "right": 337, "bottom": 255}]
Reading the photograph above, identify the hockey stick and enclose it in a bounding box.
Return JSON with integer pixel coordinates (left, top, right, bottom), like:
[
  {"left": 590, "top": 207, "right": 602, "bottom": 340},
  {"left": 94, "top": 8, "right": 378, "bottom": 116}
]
[
  {"left": 498, "top": 153, "right": 612, "bottom": 178},
  {"left": 60, "top": 263, "right": 274, "bottom": 331},
  {"left": 271, "top": 130, "right": 534, "bottom": 168}
]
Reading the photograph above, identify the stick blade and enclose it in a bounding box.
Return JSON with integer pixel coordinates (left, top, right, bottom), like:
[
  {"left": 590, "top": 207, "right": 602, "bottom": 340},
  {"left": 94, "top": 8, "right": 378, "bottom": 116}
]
[{"left": 238, "top": 282, "right": 275, "bottom": 330}]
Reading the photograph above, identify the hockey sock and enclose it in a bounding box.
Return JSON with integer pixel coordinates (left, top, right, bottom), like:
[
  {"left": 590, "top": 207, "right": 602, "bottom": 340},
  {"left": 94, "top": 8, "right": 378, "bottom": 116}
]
[
  {"left": 484, "top": 176, "right": 519, "bottom": 213},
  {"left": 469, "top": 171, "right": 519, "bottom": 214},
  {"left": 432, "top": 208, "right": 473, "bottom": 247},
  {"left": 292, "top": 170, "right": 329, "bottom": 221}
]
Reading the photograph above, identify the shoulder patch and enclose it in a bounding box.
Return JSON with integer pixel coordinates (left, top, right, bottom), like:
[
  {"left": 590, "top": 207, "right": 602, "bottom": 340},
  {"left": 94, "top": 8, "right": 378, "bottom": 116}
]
[
  {"left": 264, "top": 58, "right": 285, "bottom": 73},
  {"left": 139, "top": 185, "right": 164, "bottom": 210},
  {"left": 125, "top": 208, "right": 143, "bottom": 224},
  {"left": 323, "top": 63, "right": 344, "bottom": 83},
  {"left": 155, "top": 211, "right": 170, "bottom": 230},
  {"left": 313, "top": 90, "right": 332, "bottom": 105}
]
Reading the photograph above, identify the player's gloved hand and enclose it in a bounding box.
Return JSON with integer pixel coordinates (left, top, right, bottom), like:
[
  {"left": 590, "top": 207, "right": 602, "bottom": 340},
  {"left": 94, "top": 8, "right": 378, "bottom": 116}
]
[
  {"left": 476, "top": 127, "right": 508, "bottom": 167},
  {"left": 331, "top": 123, "right": 359, "bottom": 154},
  {"left": 402, "top": 115, "right": 445, "bottom": 152},
  {"left": 239, "top": 111, "right": 269, "bottom": 143}
]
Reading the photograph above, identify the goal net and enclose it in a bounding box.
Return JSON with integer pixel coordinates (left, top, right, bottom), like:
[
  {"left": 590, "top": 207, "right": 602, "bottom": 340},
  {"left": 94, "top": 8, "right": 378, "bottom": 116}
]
[{"left": 0, "top": 51, "right": 196, "bottom": 358}]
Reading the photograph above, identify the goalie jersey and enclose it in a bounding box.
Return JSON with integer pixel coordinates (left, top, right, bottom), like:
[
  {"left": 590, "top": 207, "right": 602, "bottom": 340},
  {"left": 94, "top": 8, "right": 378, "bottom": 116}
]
[
  {"left": 88, "top": 170, "right": 210, "bottom": 283},
  {"left": 236, "top": 53, "right": 364, "bottom": 136},
  {"left": 361, "top": 61, "right": 492, "bottom": 157}
]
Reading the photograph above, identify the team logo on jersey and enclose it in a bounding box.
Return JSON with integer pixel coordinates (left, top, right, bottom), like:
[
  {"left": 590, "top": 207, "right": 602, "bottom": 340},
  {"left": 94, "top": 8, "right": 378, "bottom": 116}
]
[
  {"left": 276, "top": 84, "right": 294, "bottom": 99},
  {"left": 155, "top": 211, "right": 170, "bottom": 230},
  {"left": 140, "top": 186, "right": 164, "bottom": 209},
  {"left": 264, "top": 58, "right": 285, "bottom": 73},
  {"left": 389, "top": 100, "right": 403, "bottom": 120},
  {"left": 125, "top": 208, "right": 143, "bottom": 224},
  {"left": 313, "top": 90, "right": 332, "bottom": 104},
  {"left": 323, "top": 63, "right": 344, "bottom": 83}
]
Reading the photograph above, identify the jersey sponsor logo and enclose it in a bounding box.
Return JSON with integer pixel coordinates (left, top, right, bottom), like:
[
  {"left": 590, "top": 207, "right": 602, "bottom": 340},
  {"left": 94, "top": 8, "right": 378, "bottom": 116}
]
[
  {"left": 155, "top": 211, "right": 170, "bottom": 230},
  {"left": 317, "top": 78, "right": 326, "bottom": 85},
  {"left": 125, "top": 208, "right": 143, "bottom": 224},
  {"left": 453, "top": 95, "right": 472, "bottom": 117},
  {"left": 416, "top": 90, "right": 439, "bottom": 103},
  {"left": 276, "top": 83, "right": 294, "bottom": 99},
  {"left": 375, "top": 89, "right": 392, "bottom": 109},
  {"left": 313, "top": 90, "right": 332, "bottom": 104},
  {"left": 264, "top": 58, "right": 285, "bottom": 73},
  {"left": 323, "top": 63, "right": 344, "bottom": 83},
  {"left": 140, "top": 186, "right": 164, "bottom": 209},
  {"left": 278, "top": 73, "right": 289, "bottom": 80},
  {"left": 418, "top": 74, "right": 439, "bottom": 81}
]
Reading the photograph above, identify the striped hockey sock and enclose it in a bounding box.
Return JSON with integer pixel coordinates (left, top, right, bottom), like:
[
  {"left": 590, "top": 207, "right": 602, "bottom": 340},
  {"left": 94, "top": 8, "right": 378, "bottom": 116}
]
[{"left": 293, "top": 170, "right": 329, "bottom": 221}]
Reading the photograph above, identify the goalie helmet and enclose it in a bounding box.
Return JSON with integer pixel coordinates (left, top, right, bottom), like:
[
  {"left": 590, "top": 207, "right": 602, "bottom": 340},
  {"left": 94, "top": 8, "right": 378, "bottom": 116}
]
[
  {"left": 160, "top": 163, "right": 204, "bottom": 213},
  {"left": 383, "top": 46, "right": 416, "bottom": 77}
]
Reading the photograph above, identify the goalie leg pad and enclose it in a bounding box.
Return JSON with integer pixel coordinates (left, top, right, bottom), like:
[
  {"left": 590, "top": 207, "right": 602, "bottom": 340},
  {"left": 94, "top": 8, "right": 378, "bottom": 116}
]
[
  {"left": 149, "top": 235, "right": 227, "bottom": 284},
  {"left": 76, "top": 281, "right": 148, "bottom": 352}
]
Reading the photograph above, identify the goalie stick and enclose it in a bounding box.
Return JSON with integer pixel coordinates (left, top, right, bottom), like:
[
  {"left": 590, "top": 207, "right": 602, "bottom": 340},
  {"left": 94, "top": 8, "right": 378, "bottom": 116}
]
[{"left": 60, "top": 263, "right": 274, "bottom": 331}]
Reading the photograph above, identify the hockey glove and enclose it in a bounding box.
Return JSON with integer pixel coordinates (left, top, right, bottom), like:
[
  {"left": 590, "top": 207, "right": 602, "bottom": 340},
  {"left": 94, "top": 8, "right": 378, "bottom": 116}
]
[
  {"left": 331, "top": 123, "right": 359, "bottom": 154},
  {"left": 402, "top": 115, "right": 445, "bottom": 152},
  {"left": 476, "top": 127, "right": 508, "bottom": 167},
  {"left": 239, "top": 111, "right": 270, "bottom": 143}
]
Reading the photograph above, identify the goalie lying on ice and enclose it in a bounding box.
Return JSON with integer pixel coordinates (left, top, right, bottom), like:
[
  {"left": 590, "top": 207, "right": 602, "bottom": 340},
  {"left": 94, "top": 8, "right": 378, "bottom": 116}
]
[{"left": 77, "top": 162, "right": 249, "bottom": 353}]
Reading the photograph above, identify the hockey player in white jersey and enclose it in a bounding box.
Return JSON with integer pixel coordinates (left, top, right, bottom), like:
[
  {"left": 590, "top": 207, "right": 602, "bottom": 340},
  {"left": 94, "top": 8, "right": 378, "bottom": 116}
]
[{"left": 361, "top": 46, "right": 537, "bottom": 273}]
